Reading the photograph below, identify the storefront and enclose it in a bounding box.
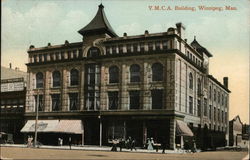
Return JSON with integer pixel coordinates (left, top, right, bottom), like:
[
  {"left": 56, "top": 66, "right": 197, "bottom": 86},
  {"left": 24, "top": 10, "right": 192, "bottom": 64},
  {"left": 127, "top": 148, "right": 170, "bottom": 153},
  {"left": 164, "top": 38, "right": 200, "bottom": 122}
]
[{"left": 21, "top": 120, "right": 83, "bottom": 145}]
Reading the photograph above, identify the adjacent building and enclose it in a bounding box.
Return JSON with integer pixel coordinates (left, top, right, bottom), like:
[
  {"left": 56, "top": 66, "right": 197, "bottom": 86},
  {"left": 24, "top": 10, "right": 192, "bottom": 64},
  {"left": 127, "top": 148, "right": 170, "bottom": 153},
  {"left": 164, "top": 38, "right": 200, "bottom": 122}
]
[
  {"left": 0, "top": 65, "right": 27, "bottom": 143},
  {"left": 22, "top": 4, "right": 230, "bottom": 149}
]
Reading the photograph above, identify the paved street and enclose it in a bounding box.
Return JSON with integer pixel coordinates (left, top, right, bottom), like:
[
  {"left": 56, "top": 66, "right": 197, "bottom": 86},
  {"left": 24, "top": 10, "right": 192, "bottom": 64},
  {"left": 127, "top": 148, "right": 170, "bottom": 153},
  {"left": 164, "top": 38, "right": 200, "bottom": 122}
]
[{"left": 0, "top": 146, "right": 248, "bottom": 160}]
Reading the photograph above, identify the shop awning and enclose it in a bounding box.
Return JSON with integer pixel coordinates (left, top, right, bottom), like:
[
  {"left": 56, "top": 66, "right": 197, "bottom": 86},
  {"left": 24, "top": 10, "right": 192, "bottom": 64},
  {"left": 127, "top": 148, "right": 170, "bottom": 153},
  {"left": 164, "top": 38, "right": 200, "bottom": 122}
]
[
  {"left": 21, "top": 120, "right": 59, "bottom": 133},
  {"left": 21, "top": 120, "right": 83, "bottom": 134},
  {"left": 176, "top": 120, "right": 194, "bottom": 137},
  {"left": 54, "top": 120, "right": 83, "bottom": 134}
]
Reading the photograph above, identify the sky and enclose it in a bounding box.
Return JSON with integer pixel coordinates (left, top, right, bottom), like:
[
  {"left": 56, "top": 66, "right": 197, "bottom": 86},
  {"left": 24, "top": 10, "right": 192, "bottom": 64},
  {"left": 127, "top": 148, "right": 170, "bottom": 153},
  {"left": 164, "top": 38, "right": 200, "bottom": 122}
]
[{"left": 2, "top": 0, "right": 249, "bottom": 123}]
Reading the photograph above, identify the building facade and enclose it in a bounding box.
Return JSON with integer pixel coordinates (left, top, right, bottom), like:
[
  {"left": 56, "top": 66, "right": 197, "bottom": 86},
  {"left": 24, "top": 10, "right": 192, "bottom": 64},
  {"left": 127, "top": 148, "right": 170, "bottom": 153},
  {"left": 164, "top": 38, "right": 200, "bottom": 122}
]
[
  {"left": 24, "top": 4, "right": 230, "bottom": 149},
  {"left": 0, "top": 66, "right": 27, "bottom": 143}
]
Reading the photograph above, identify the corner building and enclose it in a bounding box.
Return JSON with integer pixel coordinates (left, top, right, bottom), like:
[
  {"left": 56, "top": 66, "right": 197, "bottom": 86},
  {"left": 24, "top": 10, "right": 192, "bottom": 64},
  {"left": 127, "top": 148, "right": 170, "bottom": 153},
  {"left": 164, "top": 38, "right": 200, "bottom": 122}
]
[{"left": 24, "top": 4, "right": 230, "bottom": 149}]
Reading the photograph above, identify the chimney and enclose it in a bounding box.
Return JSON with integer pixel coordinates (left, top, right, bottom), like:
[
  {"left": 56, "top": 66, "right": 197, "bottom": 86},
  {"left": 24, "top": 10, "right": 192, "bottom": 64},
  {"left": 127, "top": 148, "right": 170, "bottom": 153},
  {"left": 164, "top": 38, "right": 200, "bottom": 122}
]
[
  {"left": 223, "top": 77, "right": 228, "bottom": 88},
  {"left": 176, "top": 22, "right": 186, "bottom": 38},
  {"left": 9, "top": 63, "right": 12, "bottom": 69}
]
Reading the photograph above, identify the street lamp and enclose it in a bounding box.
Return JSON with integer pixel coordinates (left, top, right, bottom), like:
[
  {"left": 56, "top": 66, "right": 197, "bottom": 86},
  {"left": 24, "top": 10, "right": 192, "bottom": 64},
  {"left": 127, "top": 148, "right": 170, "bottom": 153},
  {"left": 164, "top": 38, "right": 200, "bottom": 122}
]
[{"left": 33, "top": 78, "right": 39, "bottom": 148}]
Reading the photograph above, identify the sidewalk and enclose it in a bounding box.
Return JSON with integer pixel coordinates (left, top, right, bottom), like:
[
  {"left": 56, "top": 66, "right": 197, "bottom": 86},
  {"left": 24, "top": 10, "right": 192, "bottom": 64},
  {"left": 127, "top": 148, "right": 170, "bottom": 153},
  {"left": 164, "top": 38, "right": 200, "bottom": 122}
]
[{"left": 0, "top": 144, "right": 189, "bottom": 154}]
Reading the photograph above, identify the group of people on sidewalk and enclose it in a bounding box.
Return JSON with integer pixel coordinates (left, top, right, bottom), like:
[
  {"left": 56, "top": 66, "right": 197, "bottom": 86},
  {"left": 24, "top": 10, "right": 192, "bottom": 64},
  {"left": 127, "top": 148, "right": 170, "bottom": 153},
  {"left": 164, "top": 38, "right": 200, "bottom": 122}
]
[
  {"left": 111, "top": 137, "right": 136, "bottom": 152},
  {"left": 111, "top": 137, "right": 167, "bottom": 153}
]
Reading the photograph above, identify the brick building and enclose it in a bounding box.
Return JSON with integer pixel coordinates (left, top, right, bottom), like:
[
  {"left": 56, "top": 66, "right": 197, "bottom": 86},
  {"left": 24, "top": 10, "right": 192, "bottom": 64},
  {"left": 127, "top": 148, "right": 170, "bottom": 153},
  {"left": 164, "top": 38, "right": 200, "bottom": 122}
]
[{"left": 22, "top": 4, "right": 230, "bottom": 149}]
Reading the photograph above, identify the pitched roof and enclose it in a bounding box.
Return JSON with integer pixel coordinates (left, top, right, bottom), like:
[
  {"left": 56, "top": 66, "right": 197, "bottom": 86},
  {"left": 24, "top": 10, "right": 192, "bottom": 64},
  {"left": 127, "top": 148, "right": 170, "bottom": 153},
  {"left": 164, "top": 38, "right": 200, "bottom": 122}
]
[
  {"left": 191, "top": 37, "right": 213, "bottom": 57},
  {"left": 78, "top": 4, "right": 118, "bottom": 37},
  {"left": 1, "top": 66, "right": 27, "bottom": 81}
]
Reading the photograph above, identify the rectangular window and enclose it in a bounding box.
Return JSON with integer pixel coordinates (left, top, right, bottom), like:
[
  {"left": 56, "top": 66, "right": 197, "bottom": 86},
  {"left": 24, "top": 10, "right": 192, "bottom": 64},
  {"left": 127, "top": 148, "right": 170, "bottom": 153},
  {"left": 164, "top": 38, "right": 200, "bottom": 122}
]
[
  {"left": 140, "top": 43, "right": 144, "bottom": 52},
  {"left": 129, "top": 91, "right": 140, "bottom": 109},
  {"left": 162, "top": 41, "right": 168, "bottom": 50},
  {"left": 218, "top": 109, "right": 220, "bottom": 122},
  {"left": 112, "top": 46, "right": 116, "bottom": 54},
  {"left": 69, "top": 93, "right": 78, "bottom": 110},
  {"left": 209, "top": 105, "right": 212, "bottom": 119},
  {"left": 51, "top": 94, "right": 60, "bottom": 111},
  {"left": 106, "top": 46, "right": 111, "bottom": 55},
  {"left": 148, "top": 42, "right": 153, "bottom": 51},
  {"left": 189, "top": 96, "right": 193, "bottom": 114},
  {"left": 221, "top": 111, "right": 224, "bottom": 123},
  {"left": 55, "top": 52, "right": 60, "bottom": 60},
  {"left": 39, "top": 54, "right": 43, "bottom": 62},
  {"left": 61, "top": 52, "right": 65, "bottom": 60},
  {"left": 155, "top": 41, "right": 161, "bottom": 50},
  {"left": 108, "top": 91, "right": 119, "bottom": 110},
  {"left": 197, "top": 100, "right": 201, "bottom": 117},
  {"left": 43, "top": 54, "right": 47, "bottom": 62},
  {"left": 151, "top": 90, "right": 163, "bottom": 109},
  {"left": 35, "top": 95, "right": 43, "bottom": 111},
  {"left": 118, "top": 45, "right": 123, "bottom": 54},
  {"left": 126, "top": 44, "right": 131, "bottom": 53},
  {"left": 214, "top": 107, "right": 216, "bottom": 121},
  {"left": 204, "top": 98, "right": 207, "bottom": 116},
  {"left": 132, "top": 44, "right": 138, "bottom": 52}
]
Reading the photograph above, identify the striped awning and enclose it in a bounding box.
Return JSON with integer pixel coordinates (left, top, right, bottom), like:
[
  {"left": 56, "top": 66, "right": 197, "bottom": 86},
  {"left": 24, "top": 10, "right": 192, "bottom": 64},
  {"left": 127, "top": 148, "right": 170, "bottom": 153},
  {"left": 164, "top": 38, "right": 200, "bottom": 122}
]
[
  {"left": 21, "top": 120, "right": 83, "bottom": 134},
  {"left": 54, "top": 120, "right": 83, "bottom": 134},
  {"left": 176, "top": 120, "right": 194, "bottom": 137}
]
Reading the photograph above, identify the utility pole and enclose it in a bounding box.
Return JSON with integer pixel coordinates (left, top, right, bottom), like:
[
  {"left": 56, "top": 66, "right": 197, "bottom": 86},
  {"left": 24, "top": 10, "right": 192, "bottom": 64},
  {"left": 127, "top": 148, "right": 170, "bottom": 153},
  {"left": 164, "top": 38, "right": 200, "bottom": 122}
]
[
  {"left": 34, "top": 89, "right": 39, "bottom": 147},
  {"left": 99, "top": 114, "right": 102, "bottom": 146}
]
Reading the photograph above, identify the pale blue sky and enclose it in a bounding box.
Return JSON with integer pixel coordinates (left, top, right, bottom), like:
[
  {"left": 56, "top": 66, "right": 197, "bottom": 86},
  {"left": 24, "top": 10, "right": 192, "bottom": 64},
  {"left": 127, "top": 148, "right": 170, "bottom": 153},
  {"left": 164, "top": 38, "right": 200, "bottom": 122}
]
[{"left": 1, "top": 0, "right": 249, "bottom": 123}]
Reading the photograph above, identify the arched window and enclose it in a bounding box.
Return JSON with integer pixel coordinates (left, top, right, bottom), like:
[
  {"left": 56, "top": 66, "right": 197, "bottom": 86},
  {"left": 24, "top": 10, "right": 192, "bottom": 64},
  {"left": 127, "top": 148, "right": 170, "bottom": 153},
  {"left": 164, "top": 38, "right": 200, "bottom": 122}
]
[
  {"left": 52, "top": 71, "right": 61, "bottom": 87},
  {"left": 70, "top": 69, "right": 79, "bottom": 86},
  {"left": 36, "top": 72, "right": 44, "bottom": 88},
  {"left": 152, "top": 63, "right": 163, "bottom": 81},
  {"left": 130, "top": 64, "right": 140, "bottom": 82},
  {"left": 87, "top": 47, "right": 100, "bottom": 57},
  {"left": 197, "top": 78, "right": 201, "bottom": 95},
  {"left": 109, "top": 66, "right": 119, "bottom": 83},
  {"left": 189, "top": 73, "right": 193, "bottom": 89}
]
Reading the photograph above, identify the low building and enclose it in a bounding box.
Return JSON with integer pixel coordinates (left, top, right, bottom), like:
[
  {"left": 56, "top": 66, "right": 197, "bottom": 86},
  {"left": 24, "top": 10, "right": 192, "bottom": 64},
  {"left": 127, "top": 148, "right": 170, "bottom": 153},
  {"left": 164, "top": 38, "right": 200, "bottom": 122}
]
[
  {"left": 22, "top": 4, "right": 230, "bottom": 149},
  {"left": 0, "top": 65, "right": 27, "bottom": 143},
  {"left": 229, "top": 115, "right": 243, "bottom": 146}
]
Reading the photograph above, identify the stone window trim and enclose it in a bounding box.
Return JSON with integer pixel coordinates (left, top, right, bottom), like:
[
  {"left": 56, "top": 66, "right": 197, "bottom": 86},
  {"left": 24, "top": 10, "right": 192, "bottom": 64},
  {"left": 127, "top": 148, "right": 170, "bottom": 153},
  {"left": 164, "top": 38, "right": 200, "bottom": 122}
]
[
  {"left": 151, "top": 62, "right": 164, "bottom": 82},
  {"left": 70, "top": 68, "right": 79, "bottom": 86},
  {"left": 36, "top": 72, "right": 44, "bottom": 89},
  {"left": 52, "top": 70, "right": 61, "bottom": 88},
  {"left": 189, "top": 72, "right": 193, "bottom": 89},
  {"left": 129, "top": 64, "right": 141, "bottom": 83},
  {"left": 109, "top": 65, "right": 119, "bottom": 84}
]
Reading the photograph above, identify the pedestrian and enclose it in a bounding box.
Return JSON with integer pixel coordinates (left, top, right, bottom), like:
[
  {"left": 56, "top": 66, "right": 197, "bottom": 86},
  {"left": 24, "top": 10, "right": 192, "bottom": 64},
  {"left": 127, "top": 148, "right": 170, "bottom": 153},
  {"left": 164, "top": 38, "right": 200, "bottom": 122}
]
[
  {"left": 111, "top": 139, "right": 118, "bottom": 151},
  {"left": 59, "top": 138, "right": 63, "bottom": 146},
  {"left": 130, "top": 138, "right": 136, "bottom": 151},
  {"left": 162, "top": 139, "right": 167, "bottom": 154},
  {"left": 147, "top": 138, "right": 153, "bottom": 150},
  {"left": 69, "top": 137, "right": 72, "bottom": 150},
  {"left": 118, "top": 138, "right": 124, "bottom": 152}
]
